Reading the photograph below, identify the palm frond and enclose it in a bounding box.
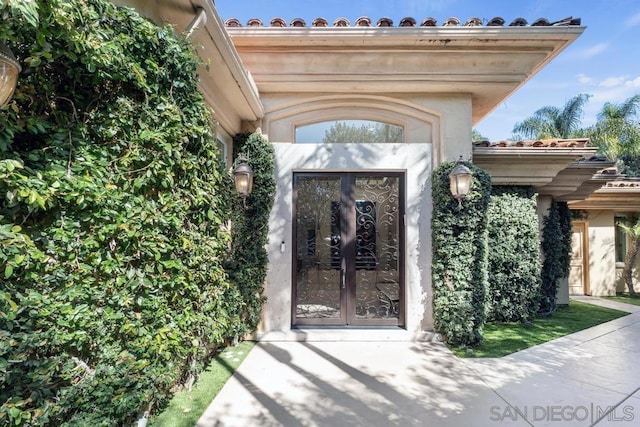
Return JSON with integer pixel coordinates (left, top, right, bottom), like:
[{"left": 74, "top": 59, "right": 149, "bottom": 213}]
[
  {"left": 619, "top": 94, "right": 640, "bottom": 119},
  {"left": 558, "top": 94, "right": 590, "bottom": 138}
]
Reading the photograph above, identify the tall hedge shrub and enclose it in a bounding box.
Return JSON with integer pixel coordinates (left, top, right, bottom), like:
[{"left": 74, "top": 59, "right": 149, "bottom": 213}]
[
  {"left": 0, "top": 1, "right": 265, "bottom": 424},
  {"left": 486, "top": 187, "right": 541, "bottom": 322},
  {"left": 226, "top": 132, "right": 276, "bottom": 334},
  {"left": 539, "top": 201, "right": 573, "bottom": 315},
  {"left": 432, "top": 161, "right": 492, "bottom": 346}
]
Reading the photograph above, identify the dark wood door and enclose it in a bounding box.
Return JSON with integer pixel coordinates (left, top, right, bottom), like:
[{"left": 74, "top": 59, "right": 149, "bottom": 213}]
[{"left": 292, "top": 173, "right": 404, "bottom": 326}]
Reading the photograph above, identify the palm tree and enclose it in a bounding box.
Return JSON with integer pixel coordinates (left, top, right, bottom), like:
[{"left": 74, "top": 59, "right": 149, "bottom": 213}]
[
  {"left": 588, "top": 94, "right": 640, "bottom": 176},
  {"left": 512, "top": 94, "right": 591, "bottom": 140},
  {"left": 620, "top": 218, "right": 640, "bottom": 296}
]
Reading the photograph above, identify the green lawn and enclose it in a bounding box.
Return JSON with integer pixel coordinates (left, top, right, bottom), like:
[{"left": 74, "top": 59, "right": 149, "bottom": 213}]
[
  {"left": 604, "top": 293, "right": 640, "bottom": 306},
  {"left": 452, "top": 301, "right": 629, "bottom": 358},
  {"left": 150, "top": 341, "right": 255, "bottom": 427}
]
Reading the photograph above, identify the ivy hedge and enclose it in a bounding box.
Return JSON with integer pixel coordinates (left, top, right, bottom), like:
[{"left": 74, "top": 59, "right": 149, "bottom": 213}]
[
  {"left": 539, "top": 201, "right": 573, "bottom": 315},
  {"left": 227, "top": 132, "right": 276, "bottom": 333},
  {"left": 486, "top": 187, "right": 541, "bottom": 323},
  {"left": 431, "top": 161, "right": 492, "bottom": 346},
  {"left": 0, "top": 1, "right": 272, "bottom": 425}
]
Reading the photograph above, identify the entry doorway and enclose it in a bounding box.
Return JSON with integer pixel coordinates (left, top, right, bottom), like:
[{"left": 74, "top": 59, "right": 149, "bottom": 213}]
[
  {"left": 569, "top": 221, "right": 590, "bottom": 295},
  {"left": 292, "top": 172, "right": 405, "bottom": 326}
]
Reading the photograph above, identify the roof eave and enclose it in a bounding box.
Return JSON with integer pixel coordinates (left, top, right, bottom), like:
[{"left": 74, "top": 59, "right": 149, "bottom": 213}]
[{"left": 226, "top": 26, "right": 585, "bottom": 124}]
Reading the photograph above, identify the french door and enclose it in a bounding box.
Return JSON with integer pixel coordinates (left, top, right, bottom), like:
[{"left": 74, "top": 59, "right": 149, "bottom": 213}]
[{"left": 292, "top": 172, "right": 404, "bottom": 326}]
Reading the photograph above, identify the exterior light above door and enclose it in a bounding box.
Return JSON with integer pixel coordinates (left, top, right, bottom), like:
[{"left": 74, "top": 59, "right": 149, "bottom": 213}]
[
  {"left": 449, "top": 158, "right": 473, "bottom": 206},
  {"left": 0, "top": 41, "right": 21, "bottom": 107}
]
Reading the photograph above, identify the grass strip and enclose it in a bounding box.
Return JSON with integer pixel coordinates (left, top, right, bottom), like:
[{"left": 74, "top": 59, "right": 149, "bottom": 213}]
[
  {"left": 452, "top": 301, "right": 628, "bottom": 358},
  {"left": 150, "top": 341, "right": 255, "bottom": 426},
  {"left": 604, "top": 293, "right": 640, "bottom": 306}
]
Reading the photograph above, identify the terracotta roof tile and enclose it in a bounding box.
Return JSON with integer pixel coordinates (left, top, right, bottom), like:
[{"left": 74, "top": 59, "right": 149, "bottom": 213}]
[
  {"left": 487, "top": 17, "right": 505, "bottom": 26},
  {"left": 270, "top": 17, "right": 286, "bottom": 27},
  {"left": 465, "top": 17, "right": 483, "bottom": 27},
  {"left": 597, "top": 166, "right": 619, "bottom": 174},
  {"left": 226, "top": 16, "right": 582, "bottom": 28},
  {"left": 312, "top": 18, "right": 329, "bottom": 27},
  {"left": 399, "top": 17, "right": 417, "bottom": 27},
  {"left": 604, "top": 179, "right": 640, "bottom": 188},
  {"left": 577, "top": 154, "right": 609, "bottom": 163},
  {"left": 421, "top": 18, "right": 437, "bottom": 27},
  {"left": 225, "top": 18, "right": 242, "bottom": 27},
  {"left": 473, "top": 138, "right": 590, "bottom": 148},
  {"left": 355, "top": 16, "right": 372, "bottom": 27},
  {"left": 290, "top": 18, "right": 306, "bottom": 27},
  {"left": 443, "top": 17, "right": 461, "bottom": 27},
  {"left": 532, "top": 18, "right": 550, "bottom": 26},
  {"left": 509, "top": 17, "right": 528, "bottom": 26},
  {"left": 247, "top": 18, "right": 263, "bottom": 27}
]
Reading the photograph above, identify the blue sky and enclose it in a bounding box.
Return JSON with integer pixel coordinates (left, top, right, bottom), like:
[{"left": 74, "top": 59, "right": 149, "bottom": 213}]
[{"left": 214, "top": 0, "right": 640, "bottom": 141}]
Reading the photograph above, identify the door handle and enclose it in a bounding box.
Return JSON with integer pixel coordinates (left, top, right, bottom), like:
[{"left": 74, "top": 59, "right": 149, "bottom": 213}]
[{"left": 341, "top": 257, "right": 346, "bottom": 289}]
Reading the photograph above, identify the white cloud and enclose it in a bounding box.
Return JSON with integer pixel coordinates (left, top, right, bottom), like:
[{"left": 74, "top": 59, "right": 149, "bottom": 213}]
[
  {"left": 599, "top": 76, "right": 626, "bottom": 87},
  {"left": 625, "top": 11, "right": 640, "bottom": 28},
  {"left": 576, "top": 73, "right": 593, "bottom": 84},
  {"left": 625, "top": 77, "right": 640, "bottom": 88},
  {"left": 590, "top": 77, "right": 640, "bottom": 104},
  {"left": 572, "top": 42, "right": 609, "bottom": 59}
]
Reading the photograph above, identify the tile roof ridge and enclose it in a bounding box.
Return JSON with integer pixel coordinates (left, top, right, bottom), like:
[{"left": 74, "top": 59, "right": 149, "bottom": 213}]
[
  {"left": 604, "top": 178, "right": 640, "bottom": 188},
  {"left": 473, "top": 137, "right": 591, "bottom": 148},
  {"left": 225, "top": 16, "right": 582, "bottom": 28}
]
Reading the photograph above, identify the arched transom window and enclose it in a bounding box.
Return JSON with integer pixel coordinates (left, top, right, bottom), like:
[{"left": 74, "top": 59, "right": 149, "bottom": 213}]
[{"left": 295, "top": 119, "right": 404, "bottom": 144}]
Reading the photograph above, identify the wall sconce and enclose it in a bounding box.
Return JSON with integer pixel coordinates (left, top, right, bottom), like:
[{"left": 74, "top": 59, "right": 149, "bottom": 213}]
[
  {"left": 449, "top": 157, "right": 473, "bottom": 206},
  {"left": 0, "top": 41, "right": 21, "bottom": 107},
  {"left": 232, "top": 156, "right": 254, "bottom": 207}
]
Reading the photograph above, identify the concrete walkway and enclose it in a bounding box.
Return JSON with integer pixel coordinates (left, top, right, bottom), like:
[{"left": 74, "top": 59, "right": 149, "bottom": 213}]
[{"left": 198, "top": 297, "right": 640, "bottom": 426}]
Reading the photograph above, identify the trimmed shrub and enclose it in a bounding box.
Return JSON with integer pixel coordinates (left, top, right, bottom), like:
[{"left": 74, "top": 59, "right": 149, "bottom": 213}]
[
  {"left": 0, "top": 1, "right": 271, "bottom": 424},
  {"left": 431, "top": 161, "right": 492, "bottom": 346},
  {"left": 486, "top": 187, "right": 541, "bottom": 322},
  {"left": 539, "top": 201, "right": 572, "bottom": 315}
]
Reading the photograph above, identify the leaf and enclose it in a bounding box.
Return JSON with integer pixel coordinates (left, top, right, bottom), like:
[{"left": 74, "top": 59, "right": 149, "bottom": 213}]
[
  {"left": 10, "top": 0, "right": 40, "bottom": 27},
  {"left": 4, "top": 264, "right": 14, "bottom": 279}
]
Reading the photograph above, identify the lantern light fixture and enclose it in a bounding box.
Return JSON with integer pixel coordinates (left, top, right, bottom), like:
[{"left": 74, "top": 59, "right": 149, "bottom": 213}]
[
  {"left": 449, "top": 157, "right": 473, "bottom": 207},
  {"left": 232, "top": 156, "right": 254, "bottom": 207},
  {"left": 0, "top": 41, "right": 20, "bottom": 107}
]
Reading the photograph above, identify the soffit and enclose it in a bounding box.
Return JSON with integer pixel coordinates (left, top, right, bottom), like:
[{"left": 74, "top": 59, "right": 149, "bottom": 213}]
[{"left": 225, "top": 25, "right": 584, "bottom": 124}]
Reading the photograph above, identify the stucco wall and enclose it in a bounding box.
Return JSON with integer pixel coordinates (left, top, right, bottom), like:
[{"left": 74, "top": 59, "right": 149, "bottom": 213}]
[
  {"left": 261, "top": 143, "right": 433, "bottom": 340},
  {"left": 585, "top": 211, "right": 617, "bottom": 296}
]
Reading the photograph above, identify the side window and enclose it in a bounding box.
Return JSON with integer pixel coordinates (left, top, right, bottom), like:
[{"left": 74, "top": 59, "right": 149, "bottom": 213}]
[
  {"left": 615, "top": 216, "right": 628, "bottom": 264},
  {"left": 295, "top": 120, "right": 404, "bottom": 144},
  {"left": 215, "top": 136, "right": 230, "bottom": 167}
]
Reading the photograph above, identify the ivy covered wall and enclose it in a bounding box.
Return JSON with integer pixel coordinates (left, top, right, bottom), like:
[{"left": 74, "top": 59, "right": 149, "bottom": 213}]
[
  {"left": 431, "top": 161, "right": 492, "bottom": 346},
  {"left": 539, "top": 201, "right": 573, "bottom": 315},
  {"left": 0, "top": 1, "right": 273, "bottom": 425},
  {"left": 486, "top": 187, "right": 541, "bottom": 322},
  {"left": 227, "top": 132, "right": 276, "bottom": 333}
]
